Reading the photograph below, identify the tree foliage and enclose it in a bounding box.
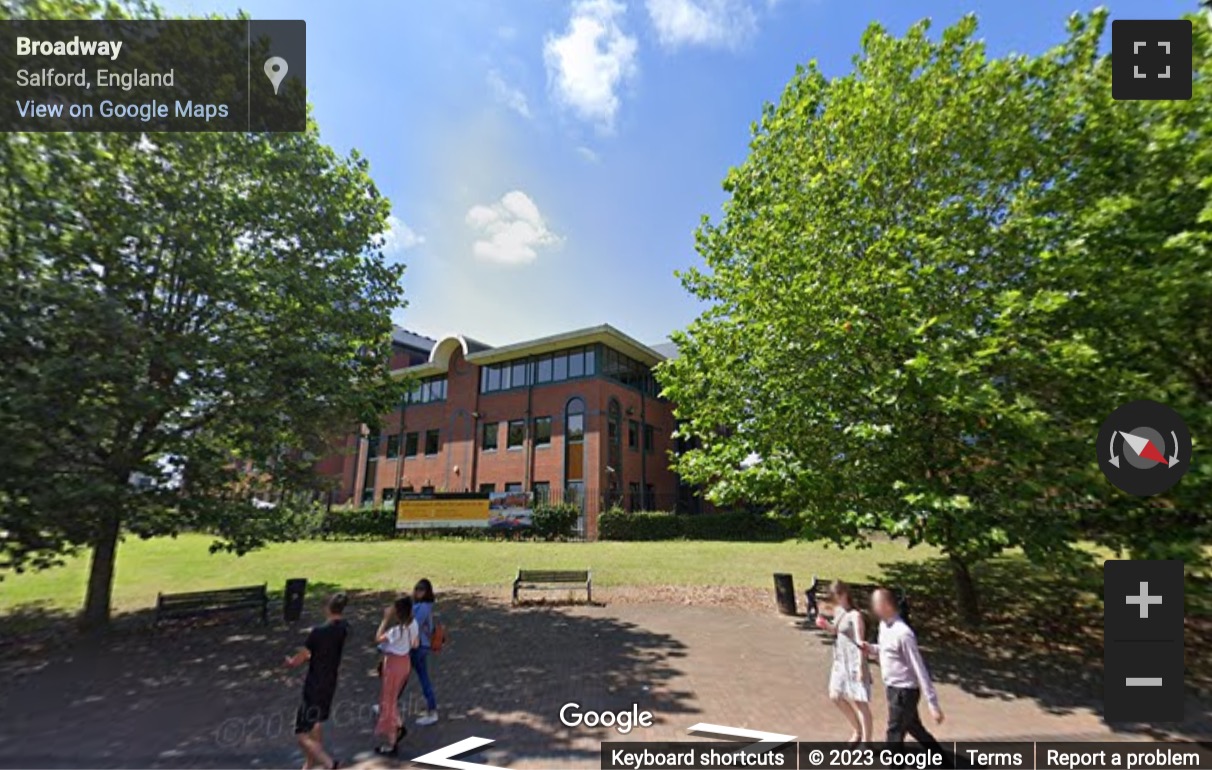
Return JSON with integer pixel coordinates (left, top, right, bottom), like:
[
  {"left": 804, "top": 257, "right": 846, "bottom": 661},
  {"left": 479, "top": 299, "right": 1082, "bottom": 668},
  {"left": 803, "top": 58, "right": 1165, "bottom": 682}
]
[
  {"left": 661, "top": 11, "right": 1212, "bottom": 622},
  {"left": 0, "top": 0, "right": 408, "bottom": 625}
]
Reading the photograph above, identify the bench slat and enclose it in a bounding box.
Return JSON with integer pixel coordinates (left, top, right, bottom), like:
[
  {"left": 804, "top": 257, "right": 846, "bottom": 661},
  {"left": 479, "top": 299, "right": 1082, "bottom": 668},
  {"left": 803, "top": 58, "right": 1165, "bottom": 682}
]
[
  {"left": 517, "top": 570, "right": 588, "bottom": 582},
  {"left": 156, "top": 584, "right": 268, "bottom": 624},
  {"left": 160, "top": 598, "right": 266, "bottom": 608},
  {"left": 159, "top": 597, "right": 264, "bottom": 607},
  {"left": 160, "top": 587, "right": 265, "bottom": 599},
  {"left": 512, "top": 569, "right": 592, "bottom": 605}
]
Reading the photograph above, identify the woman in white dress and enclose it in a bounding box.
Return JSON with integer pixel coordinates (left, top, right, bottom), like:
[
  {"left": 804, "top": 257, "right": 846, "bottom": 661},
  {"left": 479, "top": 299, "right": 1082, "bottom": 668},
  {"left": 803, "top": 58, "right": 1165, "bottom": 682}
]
[{"left": 815, "top": 580, "right": 873, "bottom": 744}]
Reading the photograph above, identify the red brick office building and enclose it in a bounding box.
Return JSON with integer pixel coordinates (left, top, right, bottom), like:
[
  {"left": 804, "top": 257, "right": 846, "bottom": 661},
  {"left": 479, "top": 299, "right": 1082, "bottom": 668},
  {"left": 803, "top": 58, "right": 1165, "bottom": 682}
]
[{"left": 318, "top": 324, "right": 689, "bottom": 538}]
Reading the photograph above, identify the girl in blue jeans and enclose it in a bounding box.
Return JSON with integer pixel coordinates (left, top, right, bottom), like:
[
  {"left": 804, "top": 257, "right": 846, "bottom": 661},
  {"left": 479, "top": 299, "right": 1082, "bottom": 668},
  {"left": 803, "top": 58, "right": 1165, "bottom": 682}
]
[{"left": 410, "top": 578, "right": 439, "bottom": 725}]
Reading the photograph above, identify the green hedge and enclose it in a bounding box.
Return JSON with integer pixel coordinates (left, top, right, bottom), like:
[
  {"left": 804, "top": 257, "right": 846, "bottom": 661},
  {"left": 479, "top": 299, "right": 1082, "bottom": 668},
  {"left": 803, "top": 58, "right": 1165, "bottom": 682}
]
[
  {"left": 598, "top": 507, "right": 798, "bottom": 542},
  {"left": 320, "top": 506, "right": 398, "bottom": 539},
  {"left": 316, "top": 504, "right": 796, "bottom": 542},
  {"left": 531, "top": 502, "right": 581, "bottom": 540},
  {"left": 318, "top": 503, "right": 583, "bottom": 541}
]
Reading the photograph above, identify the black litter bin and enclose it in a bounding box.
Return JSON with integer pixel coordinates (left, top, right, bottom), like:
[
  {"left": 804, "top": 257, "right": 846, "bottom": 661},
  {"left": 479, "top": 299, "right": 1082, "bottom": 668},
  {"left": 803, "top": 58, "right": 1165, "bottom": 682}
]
[
  {"left": 773, "top": 573, "right": 797, "bottom": 615},
  {"left": 284, "top": 578, "right": 307, "bottom": 622}
]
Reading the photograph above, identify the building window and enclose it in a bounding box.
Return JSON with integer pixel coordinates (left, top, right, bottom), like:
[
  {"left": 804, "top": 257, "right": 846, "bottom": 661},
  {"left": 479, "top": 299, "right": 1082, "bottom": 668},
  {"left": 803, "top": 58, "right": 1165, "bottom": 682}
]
[
  {"left": 479, "top": 483, "right": 496, "bottom": 494},
  {"left": 401, "top": 485, "right": 415, "bottom": 493},
  {"left": 404, "top": 432, "right": 418, "bottom": 457},
  {"left": 567, "top": 406, "right": 584, "bottom": 443},
  {"left": 533, "top": 481, "right": 550, "bottom": 504},
  {"left": 564, "top": 397, "right": 585, "bottom": 493},
  {"left": 643, "top": 424, "right": 655, "bottom": 452},
  {"left": 607, "top": 399, "right": 622, "bottom": 472},
  {"left": 601, "top": 346, "right": 657, "bottom": 396},
  {"left": 408, "top": 376, "right": 448, "bottom": 404},
  {"left": 629, "top": 482, "right": 641, "bottom": 511},
  {"left": 421, "top": 485, "right": 435, "bottom": 494},
  {"left": 534, "top": 416, "right": 552, "bottom": 447},
  {"left": 628, "top": 420, "right": 639, "bottom": 450},
  {"left": 363, "top": 430, "right": 380, "bottom": 492},
  {"left": 511, "top": 361, "right": 527, "bottom": 389},
  {"left": 505, "top": 482, "right": 523, "bottom": 493},
  {"left": 482, "top": 422, "right": 499, "bottom": 452},
  {"left": 361, "top": 488, "right": 375, "bottom": 507},
  {"left": 425, "top": 429, "right": 440, "bottom": 456},
  {"left": 382, "top": 487, "right": 396, "bottom": 505},
  {"left": 479, "top": 346, "right": 599, "bottom": 394},
  {"left": 565, "top": 484, "right": 582, "bottom": 505},
  {"left": 507, "top": 419, "right": 525, "bottom": 449},
  {"left": 386, "top": 434, "right": 401, "bottom": 459}
]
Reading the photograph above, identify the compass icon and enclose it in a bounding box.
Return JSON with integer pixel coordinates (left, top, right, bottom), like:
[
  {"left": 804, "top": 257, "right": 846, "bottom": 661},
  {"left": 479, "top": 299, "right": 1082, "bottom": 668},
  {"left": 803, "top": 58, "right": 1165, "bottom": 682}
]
[{"left": 1098, "top": 400, "right": 1191, "bottom": 497}]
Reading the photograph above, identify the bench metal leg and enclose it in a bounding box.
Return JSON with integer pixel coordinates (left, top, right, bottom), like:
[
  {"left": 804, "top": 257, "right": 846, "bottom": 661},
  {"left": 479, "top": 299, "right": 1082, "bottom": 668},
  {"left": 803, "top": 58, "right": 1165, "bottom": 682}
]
[
  {"left": 805, "top": 591, "right": 818, "bottom": 621},
  {"left": 586, "top": 580, "right": 592, "bottom": 604},
  {"left": 512, "top": 581, "right": 520, "bottom": 606}
]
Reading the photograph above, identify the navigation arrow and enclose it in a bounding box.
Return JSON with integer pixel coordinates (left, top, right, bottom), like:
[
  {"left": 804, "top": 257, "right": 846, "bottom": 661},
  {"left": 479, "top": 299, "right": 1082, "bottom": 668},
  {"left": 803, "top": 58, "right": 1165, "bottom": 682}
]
[
  {"left": 687, "top": 723, "right": 796, "bottom": 754},
  {"left": 412, "top": 736, "right": 498, "bottom": 770},
  {"left": 1169, "top": 430, "right": 1180, "bottom": 467},
  {"left": 1109, "top": 432, "right": 1121, "bottom": 468},
  {"left": 1119, "top": 431, "right": 1168, "bottom": 465}
]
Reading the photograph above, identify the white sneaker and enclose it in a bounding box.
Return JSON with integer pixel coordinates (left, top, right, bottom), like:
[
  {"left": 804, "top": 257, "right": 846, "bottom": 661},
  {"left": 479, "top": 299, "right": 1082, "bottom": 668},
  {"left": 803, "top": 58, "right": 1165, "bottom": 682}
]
[
  {"left": 371, "top": 704, "right": 380, "bottom": 717},
  {"left": 416, "top": 710, "right": 439, "bottom": 726}
]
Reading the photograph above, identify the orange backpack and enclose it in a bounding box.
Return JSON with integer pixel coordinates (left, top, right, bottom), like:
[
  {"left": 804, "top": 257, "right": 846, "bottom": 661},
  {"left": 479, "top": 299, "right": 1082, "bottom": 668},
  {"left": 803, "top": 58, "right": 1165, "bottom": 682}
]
[{"left": 428, "top": 614, "right": 447, "bottom": 653}]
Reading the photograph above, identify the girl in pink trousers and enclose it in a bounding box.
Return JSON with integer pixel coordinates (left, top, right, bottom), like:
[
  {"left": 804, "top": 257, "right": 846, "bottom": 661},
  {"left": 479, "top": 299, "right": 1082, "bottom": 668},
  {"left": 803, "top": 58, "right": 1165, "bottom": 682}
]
[{"left": 373, "top": 596, "right": 419, "bottom": 755}]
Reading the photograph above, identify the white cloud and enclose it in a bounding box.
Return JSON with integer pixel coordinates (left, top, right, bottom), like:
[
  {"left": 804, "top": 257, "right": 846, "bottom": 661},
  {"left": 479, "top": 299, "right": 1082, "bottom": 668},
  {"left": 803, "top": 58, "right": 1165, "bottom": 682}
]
[
  {"left": 543, "top": 0, "right": 639, "bottom": 131},
  {"left": 382, "top": 215, "right": 424, "bottom": 253},
  {"left": 465, "top": 191, "right": 561, "bottom": 266},
  {"left": 486, "top": 69, "right": 531, "bottom": 119},
  {"left": 575, "top": 146, "right": 600, "bottom": 163},
  {"left": 645, "top": 0, "right": 758, "bottom": 50}
]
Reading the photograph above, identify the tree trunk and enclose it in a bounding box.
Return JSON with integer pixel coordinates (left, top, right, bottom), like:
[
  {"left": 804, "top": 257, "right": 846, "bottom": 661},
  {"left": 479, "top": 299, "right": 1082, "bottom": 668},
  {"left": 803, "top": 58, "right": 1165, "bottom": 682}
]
[
  {"left": 949, "top": 555, "right": 981, "bottom": 627},
  {"left": 81, "top": 510, "right": 121, "bottom": 630}
]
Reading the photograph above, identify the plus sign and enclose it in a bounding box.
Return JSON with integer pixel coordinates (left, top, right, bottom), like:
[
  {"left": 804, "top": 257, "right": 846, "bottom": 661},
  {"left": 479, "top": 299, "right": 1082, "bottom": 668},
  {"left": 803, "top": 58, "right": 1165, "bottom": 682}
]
[{"left": 1126, "top": 581, "right": 1163, "bottom": 618}]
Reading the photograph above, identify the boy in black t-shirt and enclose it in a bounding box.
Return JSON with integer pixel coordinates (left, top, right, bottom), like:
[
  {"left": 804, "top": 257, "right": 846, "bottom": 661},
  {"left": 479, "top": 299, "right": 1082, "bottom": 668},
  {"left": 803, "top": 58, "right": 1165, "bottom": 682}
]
[{"left": 285, "top": 592, "right": 349, "bottom": 769}]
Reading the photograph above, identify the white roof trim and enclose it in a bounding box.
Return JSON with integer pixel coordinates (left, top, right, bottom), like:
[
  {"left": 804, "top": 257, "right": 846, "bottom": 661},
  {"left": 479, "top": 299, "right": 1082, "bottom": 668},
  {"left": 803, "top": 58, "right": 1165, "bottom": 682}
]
[
  {"left": 391, "top": 324, "right": 665, "bottom": 378},
  {"left": 428, "top": 334, "right": 472, "bottom": 369}
]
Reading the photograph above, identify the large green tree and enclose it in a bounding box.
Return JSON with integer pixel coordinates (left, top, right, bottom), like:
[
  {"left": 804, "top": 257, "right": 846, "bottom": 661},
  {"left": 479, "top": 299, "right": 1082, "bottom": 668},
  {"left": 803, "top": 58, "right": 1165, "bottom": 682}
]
[
  {"left": 662, "top": 11, "right": 1211, "bottom": 623},
  {"left": 0, "top": 1, "right": 407, "bottom": 627}
]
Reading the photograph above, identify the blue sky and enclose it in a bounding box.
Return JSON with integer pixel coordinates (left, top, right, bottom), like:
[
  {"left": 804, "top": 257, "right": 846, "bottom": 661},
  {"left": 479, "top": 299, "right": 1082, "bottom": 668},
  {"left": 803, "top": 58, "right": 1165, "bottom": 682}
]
[{"left": 168, "top": 0, "right": 1197, "bottom": 347}]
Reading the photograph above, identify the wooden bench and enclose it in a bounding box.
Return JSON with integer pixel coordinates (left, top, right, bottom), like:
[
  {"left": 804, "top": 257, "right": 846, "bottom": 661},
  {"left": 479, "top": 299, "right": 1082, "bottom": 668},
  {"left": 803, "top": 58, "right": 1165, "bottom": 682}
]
[
  {"left": 155, "top": 584, "right": 269, "bottom": 625},
  {"left": 804, "top": 577, "right": 911, "bottom": 639},
  {"left": 512, "top": 569, "right": 592, "bottom": 605}
]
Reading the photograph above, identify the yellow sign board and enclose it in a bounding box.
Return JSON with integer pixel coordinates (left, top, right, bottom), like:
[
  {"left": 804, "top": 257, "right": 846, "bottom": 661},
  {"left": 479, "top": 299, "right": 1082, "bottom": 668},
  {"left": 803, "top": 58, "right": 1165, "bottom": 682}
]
[
  {"left": 396, "top": 495, "right": 490, "bottom": 529},
  {"left": 395, "top": 492, "right": 534, "bottom": 530}
]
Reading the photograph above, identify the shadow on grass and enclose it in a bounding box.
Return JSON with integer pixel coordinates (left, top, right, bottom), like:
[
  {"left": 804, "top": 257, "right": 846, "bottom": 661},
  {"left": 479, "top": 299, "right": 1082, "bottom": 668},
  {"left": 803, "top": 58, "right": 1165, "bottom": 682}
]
[
  {"left": 0, "top": 586, "right": 694, "bottom": 769},
  {"left": 873, "top": 556, "right": 1211, "bottom": 737}
]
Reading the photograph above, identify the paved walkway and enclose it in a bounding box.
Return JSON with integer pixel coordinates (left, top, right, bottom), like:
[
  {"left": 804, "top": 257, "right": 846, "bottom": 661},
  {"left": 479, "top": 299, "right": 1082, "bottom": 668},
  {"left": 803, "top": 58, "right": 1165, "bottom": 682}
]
[{"left": 0, "top": 590, "right": 1207, "bottom": 769}]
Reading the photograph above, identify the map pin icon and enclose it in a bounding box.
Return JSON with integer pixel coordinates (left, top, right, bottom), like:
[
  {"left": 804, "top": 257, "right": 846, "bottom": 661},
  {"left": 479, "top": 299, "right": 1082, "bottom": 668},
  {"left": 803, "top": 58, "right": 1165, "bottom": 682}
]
[{"left": 264, "top": 56, "right": 288, "bottom": 95}]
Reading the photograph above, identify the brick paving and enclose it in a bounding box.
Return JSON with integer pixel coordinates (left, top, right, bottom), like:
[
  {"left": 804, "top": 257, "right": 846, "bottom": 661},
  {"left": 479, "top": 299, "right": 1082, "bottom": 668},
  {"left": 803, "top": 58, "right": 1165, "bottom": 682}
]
[{"left": 0, "top": 590, "right": 1207, "bottom": 769}]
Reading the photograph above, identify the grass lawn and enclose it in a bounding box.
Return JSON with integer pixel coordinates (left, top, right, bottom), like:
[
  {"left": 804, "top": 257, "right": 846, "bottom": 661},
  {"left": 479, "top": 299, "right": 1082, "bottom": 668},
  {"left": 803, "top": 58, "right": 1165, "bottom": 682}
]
[{"left": 0, "top": 534, "right": 939, "bottom": 616}]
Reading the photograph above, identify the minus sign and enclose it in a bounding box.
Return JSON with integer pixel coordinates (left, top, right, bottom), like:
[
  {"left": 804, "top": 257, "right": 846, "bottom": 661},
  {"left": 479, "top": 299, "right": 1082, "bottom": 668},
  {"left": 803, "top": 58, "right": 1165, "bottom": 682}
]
[{"left": 1125, "top": 678, "right": 1164, "bottom": 686}]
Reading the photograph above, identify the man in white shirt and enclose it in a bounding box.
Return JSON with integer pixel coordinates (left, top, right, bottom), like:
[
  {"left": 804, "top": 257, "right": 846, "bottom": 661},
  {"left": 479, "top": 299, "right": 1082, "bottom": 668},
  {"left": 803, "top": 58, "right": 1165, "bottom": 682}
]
[{"left": 864, "top": 588, "right": 945, "bottom": 748}]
